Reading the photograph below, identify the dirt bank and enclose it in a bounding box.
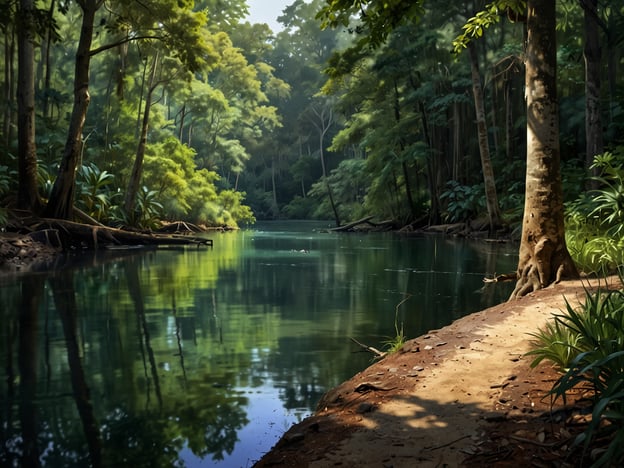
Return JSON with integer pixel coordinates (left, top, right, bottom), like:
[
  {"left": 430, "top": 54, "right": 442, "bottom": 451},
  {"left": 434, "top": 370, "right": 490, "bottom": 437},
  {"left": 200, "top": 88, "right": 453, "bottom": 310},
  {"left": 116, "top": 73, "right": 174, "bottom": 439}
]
[{"left": 255, "top": 277, "right": 618, "bottom": 467}]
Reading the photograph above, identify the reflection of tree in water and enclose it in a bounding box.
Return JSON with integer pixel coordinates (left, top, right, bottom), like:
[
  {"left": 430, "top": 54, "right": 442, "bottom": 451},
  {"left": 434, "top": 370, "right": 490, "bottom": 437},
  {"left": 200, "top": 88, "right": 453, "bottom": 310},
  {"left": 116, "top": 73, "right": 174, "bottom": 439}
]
[
  {"left": 176, "top": 396, "right": 249, "bottom": 461},
  {"left": 1, "top": 260, "right": 251, "bottom": 467}
]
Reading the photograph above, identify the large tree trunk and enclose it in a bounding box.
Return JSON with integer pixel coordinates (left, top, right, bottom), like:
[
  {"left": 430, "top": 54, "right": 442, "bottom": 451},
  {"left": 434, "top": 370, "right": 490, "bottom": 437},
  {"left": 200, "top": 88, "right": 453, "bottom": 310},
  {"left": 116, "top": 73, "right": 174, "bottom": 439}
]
[
  {"left": 511, "top": 0, "right": 578, "bottom": 299},
  {"left": 44, "top": 0, "right": 102, "bottom": 220},
  {"left": 16, "top": 0, "right": 42, "bottom": 211},
  {"left": 581, "top": 0, "right": 604, "bottom": 189},
  {"left": 468, "top": 42, "right": 502, "bottom": 235}
]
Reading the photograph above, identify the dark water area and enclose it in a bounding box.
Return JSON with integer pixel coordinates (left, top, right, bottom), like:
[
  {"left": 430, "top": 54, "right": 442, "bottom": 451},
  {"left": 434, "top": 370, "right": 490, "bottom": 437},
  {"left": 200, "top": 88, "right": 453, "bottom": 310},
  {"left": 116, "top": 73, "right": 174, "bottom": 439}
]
[{"left": 0, "top": 221, "right": 518, "bottom": 467}]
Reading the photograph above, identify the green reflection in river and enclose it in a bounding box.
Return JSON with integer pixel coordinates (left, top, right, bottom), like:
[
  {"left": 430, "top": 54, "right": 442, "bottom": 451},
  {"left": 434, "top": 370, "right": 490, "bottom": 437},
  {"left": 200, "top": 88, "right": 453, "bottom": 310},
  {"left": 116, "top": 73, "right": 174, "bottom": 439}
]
[{"left": 0, "top": 222, "right": 517, "bottom": 467}]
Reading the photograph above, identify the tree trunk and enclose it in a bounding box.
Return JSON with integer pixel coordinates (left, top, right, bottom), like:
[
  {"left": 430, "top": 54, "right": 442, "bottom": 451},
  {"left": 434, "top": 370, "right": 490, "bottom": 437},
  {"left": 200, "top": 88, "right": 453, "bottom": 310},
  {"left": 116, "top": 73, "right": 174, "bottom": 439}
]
[
  {"left": 44, "top": 0, "right": 102, "bottom": 220},
  {"left": 41, "top": 0, "right": 56, "bottom": 119},
  {"left": 393, "top": 79, "right": 416, "bottom": 220},
  {"left": 581, "top": 0, "right": 604, "bottom": 189},
  {"left": 3, "top": 23, "right": 16, "bottom": 150},
  {"left": 50, "top": 273, "right": 103, "bottom": 467},
  {"left": 510, "top": 0, "right": 578, "bottom": 299},
  {"left": 124, "top": 52, "right": 159, "bottom": 218},
  {"left": 468, "top": 42, "right": 502, "bottom": 234},
  {"left": 271, "top": 154, "right": 279, "bottom": 217},
  {"left": 16, "top": 0, "right": 42, "bottom": 211},
  {"left": 310, "top": 102, "right": 340, "bottom": 227},
  {"left": 18, "top": 276, "right": 44, "bottom": 468}
]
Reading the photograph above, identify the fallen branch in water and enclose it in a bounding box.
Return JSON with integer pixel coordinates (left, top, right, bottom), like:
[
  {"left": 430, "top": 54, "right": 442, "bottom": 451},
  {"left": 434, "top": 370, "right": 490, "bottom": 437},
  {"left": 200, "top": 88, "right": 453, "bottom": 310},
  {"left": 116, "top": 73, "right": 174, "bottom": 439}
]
[
  {"left": 483, "top": 272, "right": 517, "bottom": 283},
  {"left": 350, "top": 337, "right": 386, "bottom": 358}
]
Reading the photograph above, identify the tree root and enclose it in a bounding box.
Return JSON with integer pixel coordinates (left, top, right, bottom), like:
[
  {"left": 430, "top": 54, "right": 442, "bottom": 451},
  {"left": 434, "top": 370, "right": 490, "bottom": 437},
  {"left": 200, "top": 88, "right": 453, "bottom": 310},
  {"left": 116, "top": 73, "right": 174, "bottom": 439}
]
[{"left": 11, "top": 217, "right": 213, "bottom": 250}]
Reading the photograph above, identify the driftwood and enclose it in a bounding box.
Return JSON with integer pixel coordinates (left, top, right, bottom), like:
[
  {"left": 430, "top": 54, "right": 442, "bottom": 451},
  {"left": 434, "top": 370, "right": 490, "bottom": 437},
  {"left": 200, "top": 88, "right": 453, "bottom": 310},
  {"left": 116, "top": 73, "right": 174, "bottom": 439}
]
[
  {"left": 483, "top": 272, "right": 517, "bottom": 283},
  {"left": 24, "top": 218, "right": 213, "bottom": 250},
  {"left": 350, "top": 337, "right": 387, "bottom": 359},
  {"left": 329, "top": 216, "right": 395, "bottom": 233},
  {"left": 156, "top": 221, "right": 206, "bottom": 234}
]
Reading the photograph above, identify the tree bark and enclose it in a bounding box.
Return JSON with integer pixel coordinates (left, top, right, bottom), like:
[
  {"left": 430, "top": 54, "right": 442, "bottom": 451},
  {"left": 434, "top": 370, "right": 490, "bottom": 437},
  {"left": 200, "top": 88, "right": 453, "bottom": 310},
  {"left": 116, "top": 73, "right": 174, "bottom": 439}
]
[
  {"left": 581, "top": 0, "right": 604, "bottom": 189},
  {"left": 3, "top": 22, "right": 16, "bottom": 150},
  {"left": 41, "top": 0, "right": 57, "bottom": 120},
  {"left": 468, "top": 41, "right": 502, "bottom": 234},
  {"left": 44, "top": 0, "right": 102, "bottom": 220},
  {"left": 511, "top": 0, "right": 578, "bottom": 299},
  {"left": 16, "top": 0, "right": 43, "bottom": 212},
  {"left": 124, "top": 52, "right": 159, "bottom": 218}
]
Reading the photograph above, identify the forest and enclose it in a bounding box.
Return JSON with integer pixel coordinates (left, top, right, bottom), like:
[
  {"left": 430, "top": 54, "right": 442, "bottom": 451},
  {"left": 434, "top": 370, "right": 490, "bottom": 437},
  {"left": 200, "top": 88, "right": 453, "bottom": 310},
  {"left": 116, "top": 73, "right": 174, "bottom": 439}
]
[{"left": 1, "top": 0, "right": 623, "bottom": 268}]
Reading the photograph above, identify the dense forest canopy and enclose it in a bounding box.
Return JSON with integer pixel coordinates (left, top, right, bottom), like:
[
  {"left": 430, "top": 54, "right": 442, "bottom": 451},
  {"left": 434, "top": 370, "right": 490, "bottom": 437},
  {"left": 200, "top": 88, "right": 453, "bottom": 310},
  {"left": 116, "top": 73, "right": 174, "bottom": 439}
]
[{"left": 1, "top": 0, "right": 623, "bottom": 236}]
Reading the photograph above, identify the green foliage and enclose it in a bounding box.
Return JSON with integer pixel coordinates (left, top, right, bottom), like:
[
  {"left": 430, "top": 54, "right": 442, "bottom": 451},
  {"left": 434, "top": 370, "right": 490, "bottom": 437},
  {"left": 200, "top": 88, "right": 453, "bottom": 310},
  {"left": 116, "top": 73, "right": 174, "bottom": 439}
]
[
  {"left": 282, "top": 195, "right": 317, "bottom": 219},
  {"left": 565, "top": 150, "right": 624, "bottom": 274},
  {"left": 589, "top": 151, "right": 624, "bottom": 237},
  {"left": 134, "top": 186, "right": 164, "bottom": 229},
  {"left": 216, "top": 189, "right": 256, "bottom": 227},
  {"left": 529, "top": 286, "right": 624, "bottom": 466},
  {"left": 439, "top": 181, "right": 486, "bottom": 223},
  {"left": 318, "top": 0, "right": 425, "bottom": 49},
  {"left": 452, "top": 1, "right": 527, "bottom": 54},
  {"left": 382, "top": 295, "right": 410, "bottom": 354},
  {"left": 527, "top": 318, "right": 582, "bottom": 372},
  {"left": 112, "top": 186, "right": 163, "bottom": 230},
  {"left": 0, "top": 165, "right": 10, "bottom": 195},
  {"left": 0, "top": 165, "right": 10, "bottom": 228},
  {"left": 76, "top": 163, "right": 118, "bottom": 221}
]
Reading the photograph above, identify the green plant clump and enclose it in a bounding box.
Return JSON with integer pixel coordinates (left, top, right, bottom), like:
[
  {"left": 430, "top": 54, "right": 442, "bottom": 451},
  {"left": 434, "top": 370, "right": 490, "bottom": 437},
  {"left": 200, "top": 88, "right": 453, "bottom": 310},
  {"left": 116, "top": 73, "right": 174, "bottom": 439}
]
[
  {"left": 382, "top": 295, "right": 410, "bottom": 353},
  {"left": 527, "top": 284, "right": 624, "bottom": 466},
  {"left": 565, "top": 150, "right": 624, "bottom": 275}
]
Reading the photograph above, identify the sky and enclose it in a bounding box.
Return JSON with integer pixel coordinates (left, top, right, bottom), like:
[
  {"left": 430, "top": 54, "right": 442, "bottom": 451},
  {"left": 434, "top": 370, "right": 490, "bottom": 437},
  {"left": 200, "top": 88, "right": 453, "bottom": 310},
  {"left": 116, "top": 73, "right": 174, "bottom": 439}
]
[{"left": 246, "top": 0, "right": 293, "bottom": 31}]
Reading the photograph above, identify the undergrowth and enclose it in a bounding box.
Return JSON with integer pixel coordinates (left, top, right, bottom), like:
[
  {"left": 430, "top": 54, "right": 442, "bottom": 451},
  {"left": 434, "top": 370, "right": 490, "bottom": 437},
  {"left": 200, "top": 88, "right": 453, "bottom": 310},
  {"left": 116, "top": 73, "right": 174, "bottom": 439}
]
[{"left": 527, "top": 277, "right": 624, "bottom": 467}]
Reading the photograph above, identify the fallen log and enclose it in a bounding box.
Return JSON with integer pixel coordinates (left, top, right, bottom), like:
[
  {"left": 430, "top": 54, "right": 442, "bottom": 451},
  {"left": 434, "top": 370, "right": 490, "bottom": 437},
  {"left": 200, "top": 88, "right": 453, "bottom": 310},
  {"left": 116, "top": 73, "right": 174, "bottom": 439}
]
[
  {"left": 329, "top": 216, "right": 375, "bottom": 232},
  {"left": 27, "top": 218, "right": 213, "bottom": 250}
]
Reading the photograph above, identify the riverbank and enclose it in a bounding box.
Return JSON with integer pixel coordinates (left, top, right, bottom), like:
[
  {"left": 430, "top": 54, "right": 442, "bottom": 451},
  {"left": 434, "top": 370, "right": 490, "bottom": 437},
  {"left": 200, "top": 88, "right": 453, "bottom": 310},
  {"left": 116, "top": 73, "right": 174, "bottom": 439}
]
[
  {"left": 0, "top": 232, "right": 60, "bottom": 273},
  {"left": 255, "top": 276, "right": 617, "bottom": 467}
]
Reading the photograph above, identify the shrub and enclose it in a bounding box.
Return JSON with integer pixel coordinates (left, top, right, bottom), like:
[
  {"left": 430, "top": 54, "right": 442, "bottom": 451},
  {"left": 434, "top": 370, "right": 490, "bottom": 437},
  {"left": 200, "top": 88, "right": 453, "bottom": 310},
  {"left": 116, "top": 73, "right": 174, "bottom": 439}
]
[
  {"left": 528, "top": 284, "right": 624, "bottom": 466},
  {"left": 565, "top": 150, "right": 624, "bottom": 274},
  {"left": 439, "top": 180, "right": 485, "bottom": 223}
]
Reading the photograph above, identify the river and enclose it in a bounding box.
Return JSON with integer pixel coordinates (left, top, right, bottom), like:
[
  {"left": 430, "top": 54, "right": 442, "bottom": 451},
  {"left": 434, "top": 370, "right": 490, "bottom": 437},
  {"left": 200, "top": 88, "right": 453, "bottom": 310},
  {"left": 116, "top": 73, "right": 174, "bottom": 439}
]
[{"left": 0, "top": 221, "right": 518, "bottom": 467}]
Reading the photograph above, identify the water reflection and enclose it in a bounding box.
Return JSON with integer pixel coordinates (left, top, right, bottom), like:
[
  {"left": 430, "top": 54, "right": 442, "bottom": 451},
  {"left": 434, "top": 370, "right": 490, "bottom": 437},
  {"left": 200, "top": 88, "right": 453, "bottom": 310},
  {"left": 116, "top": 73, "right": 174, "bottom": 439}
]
[{"left": 0, "top": 223, "right": 517, "bottom": 466}]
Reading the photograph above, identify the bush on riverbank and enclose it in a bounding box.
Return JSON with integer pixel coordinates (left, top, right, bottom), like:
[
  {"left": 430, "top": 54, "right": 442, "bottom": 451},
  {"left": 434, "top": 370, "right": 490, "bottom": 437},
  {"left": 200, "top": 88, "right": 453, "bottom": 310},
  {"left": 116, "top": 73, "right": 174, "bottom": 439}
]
[{"left": 528, "top": 279, "right": 624, "bottom": 467}]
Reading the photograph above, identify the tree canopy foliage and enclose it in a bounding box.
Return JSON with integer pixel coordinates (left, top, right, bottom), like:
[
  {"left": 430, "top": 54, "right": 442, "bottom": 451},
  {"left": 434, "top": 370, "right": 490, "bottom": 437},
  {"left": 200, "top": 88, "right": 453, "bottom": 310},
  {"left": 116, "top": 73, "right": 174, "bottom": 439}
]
[{"left": 0, "top": 0, "right": 623, "bottom": 241}]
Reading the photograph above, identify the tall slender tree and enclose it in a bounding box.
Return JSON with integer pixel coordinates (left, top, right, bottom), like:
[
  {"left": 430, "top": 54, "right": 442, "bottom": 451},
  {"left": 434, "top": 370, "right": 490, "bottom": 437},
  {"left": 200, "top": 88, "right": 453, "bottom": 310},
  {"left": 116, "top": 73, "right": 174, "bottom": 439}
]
[
  {"left": 43, "top": 0, "right": 103, "bottom": 220},
  {"left": 580, "top": 0, "right": 604, "bottom": 188},
  {"left": 16, "top": 0, "right": 42, "bottom": 211},
  {"left": 467, "top": 41, "right": 502, "bottom": 233}
]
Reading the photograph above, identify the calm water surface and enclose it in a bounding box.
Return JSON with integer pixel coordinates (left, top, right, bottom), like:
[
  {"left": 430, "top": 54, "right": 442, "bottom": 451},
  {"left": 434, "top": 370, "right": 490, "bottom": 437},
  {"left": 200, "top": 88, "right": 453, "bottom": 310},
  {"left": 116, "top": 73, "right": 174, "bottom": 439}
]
[{"left": 0, "top": 221, "right": 518, "bottom": 467}]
